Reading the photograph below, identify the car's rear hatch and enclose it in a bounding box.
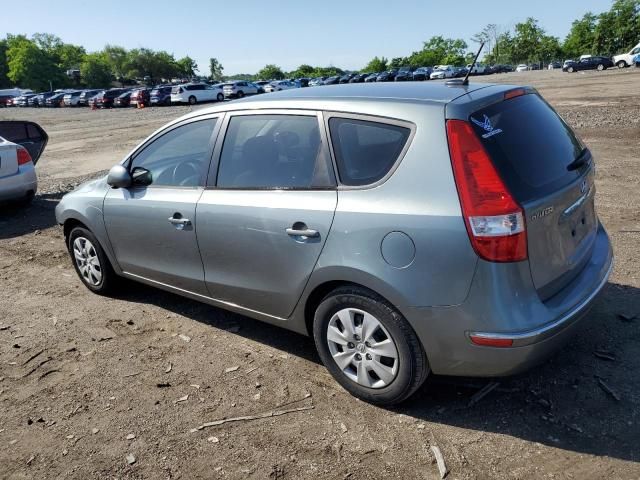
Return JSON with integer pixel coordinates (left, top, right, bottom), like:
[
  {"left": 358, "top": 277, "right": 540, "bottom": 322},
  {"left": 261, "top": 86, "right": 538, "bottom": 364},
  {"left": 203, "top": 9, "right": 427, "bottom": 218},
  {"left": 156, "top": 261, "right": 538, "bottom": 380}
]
[{"left": 447, "top": 85, "right": 597, "bottom": 300}]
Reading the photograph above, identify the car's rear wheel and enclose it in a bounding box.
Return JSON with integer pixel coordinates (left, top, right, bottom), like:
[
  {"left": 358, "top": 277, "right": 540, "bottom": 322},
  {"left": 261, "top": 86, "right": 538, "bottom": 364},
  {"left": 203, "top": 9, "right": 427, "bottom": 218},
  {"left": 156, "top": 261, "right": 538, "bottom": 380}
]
[
  {"left": 188, "top": 96, "right": 197, "bottom": 105},
  {"left": 67, "top": 227, "right": 117, "bottom": 295},
  {"left": 217, "top": 93, "right": 224, "bottom": 102},
  {"left": 568, "top": 66, "right": 574, "bottom": 73},
  {"left": 313, "top": 286, "right": 429, "bottom": 405},
  {"left": 237, "top": 91, "right": 245, "bottom": 98},
  {"left": 617, "top": 60, "right": 627, "bottom": 68}
]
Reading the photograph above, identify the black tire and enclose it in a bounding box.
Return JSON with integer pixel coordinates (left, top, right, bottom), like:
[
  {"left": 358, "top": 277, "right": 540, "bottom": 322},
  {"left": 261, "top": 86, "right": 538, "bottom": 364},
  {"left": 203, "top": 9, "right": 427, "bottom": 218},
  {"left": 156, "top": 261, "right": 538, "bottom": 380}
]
[
  {"left": 217, "top": 92, "right": 224, "bottom": 102},
  {"left": 597, "top": 63, "right": 605, "bottom": 71},
  {"left": 164, "top": 97, "right": 172, "bottom": 106},
  {"left": 67, "top": 226, "right": 118, "bottom": 295},
  {"left": 313, "top": 286, "right": 429, "bottom": 405},
  {"left": 568, "top": 66, "right": 574, "bottom": 73},
  {"left": 617, "top": 60, "right": 627, "bottom": 69},
  {"left": 237, "top": 90, "right": 245, "bottom": 98},
  {"left": 188, "top": 96, "right": 196, "bottom": 105}
]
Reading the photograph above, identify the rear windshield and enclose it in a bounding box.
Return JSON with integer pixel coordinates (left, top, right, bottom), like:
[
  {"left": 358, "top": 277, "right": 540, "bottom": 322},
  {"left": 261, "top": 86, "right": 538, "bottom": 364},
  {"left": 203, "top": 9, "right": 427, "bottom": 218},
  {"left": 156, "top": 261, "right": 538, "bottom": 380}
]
[{"left": 470, "top": 94, "right": 585, "bottom": 202}]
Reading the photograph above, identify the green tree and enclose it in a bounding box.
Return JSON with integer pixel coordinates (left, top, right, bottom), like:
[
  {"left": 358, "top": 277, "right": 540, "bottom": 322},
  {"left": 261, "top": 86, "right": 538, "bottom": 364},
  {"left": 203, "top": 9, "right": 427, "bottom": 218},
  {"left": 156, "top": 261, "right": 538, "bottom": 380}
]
[
  {"left": 389, "top": 57, "right": 408, "bottom": 68},
  {"left": 103, "top": 45, "right": 129, "bottom": 85},
  {"left": 362, "top": 56, "right": 388, "bottom": 72},
  {"left": 0, "top": 39, "right": 9, "bottom": 88},
  {"left": 256, "top": 64, "right": 285, "bottom": 80},
  {"left": 594, "top": 0, "right": 640, "bottom": 55},
  {"left": 58, "top": 43, "right": 86, "bottom": 70},
  {"left": 81, "top": 53, "right": 112, "bottom": 87},
  {"left": 209, "top": 57, "right": 224, "bottom": 81},
  {"left": 407, "top": 36, "right": 468, "bottom": 67},
  {"left": 290, "top": 64, "right": 315, "bottom": 78},
  {"left": 564, "top": 13, "right": 598, "bottom": 58},
  {"left": 176, "top": 56, "right": 198, "bottom": 78},
  {"left": 6, "top": 36, "right": 62, "bottom": 90}
]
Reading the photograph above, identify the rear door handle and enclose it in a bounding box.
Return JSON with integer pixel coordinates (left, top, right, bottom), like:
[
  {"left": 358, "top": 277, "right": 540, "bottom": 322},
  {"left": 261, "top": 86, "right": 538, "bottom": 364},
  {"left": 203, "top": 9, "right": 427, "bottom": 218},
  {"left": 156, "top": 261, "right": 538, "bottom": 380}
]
[
  {"left": 286, "top": 227, "right": 319, "bottom": 238},
  {"left": 168, "top": 215, "right": 191, "bottom": 230}
]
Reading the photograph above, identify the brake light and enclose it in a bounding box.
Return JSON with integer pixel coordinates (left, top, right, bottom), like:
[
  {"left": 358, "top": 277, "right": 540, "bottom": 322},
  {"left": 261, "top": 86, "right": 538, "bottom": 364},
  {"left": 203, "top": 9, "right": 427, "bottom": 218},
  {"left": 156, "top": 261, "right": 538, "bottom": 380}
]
[
  {"left": 446, "top": 119, "right": 527, "bottom": 262},
  {"left": 504, "top": 88, "right": 527, "bottom": 100},
  {"left": 17, "top": 146, "right": 32, "bottom": 165}
]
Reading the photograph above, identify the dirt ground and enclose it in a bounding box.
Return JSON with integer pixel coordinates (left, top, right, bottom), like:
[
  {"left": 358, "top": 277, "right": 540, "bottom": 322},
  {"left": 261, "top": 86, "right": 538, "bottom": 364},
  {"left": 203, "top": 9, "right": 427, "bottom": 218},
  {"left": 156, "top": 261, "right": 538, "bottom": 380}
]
[{"left": 0, "top": 68, "right": 639, "bottom": 480}]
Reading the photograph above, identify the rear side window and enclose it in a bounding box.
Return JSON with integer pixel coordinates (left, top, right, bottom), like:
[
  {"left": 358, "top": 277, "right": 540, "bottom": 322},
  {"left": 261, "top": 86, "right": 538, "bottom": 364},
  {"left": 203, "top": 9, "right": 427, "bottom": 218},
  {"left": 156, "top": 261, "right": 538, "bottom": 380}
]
[
  {"left": 217, "top": 115, "right": 334, "bottom": 189},
  {"left": 470, "top": 94, "right": 585, "bottom": 202},
  {"left": 329, "top": 118, "right": 410, "bottom": 186}
]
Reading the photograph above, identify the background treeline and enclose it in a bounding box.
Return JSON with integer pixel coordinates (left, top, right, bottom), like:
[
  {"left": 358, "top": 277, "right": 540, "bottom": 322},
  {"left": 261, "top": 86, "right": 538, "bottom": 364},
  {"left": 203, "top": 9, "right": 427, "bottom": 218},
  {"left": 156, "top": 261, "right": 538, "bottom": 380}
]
[{"left": 0, "top": 0, "right": 638, "bottom": 90}]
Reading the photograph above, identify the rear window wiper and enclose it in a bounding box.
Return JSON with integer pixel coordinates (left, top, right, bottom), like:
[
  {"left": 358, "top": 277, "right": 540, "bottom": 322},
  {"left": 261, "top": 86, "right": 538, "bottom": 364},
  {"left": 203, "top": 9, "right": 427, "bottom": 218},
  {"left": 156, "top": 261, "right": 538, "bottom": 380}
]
[{"left": 567, "top": 148, "right": 590, "bottom": 171}]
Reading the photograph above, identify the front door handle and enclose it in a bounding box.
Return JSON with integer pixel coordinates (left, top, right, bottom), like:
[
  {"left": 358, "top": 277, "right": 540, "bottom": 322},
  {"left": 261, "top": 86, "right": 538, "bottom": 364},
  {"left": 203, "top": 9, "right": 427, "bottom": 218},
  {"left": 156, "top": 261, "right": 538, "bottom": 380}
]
[{"left": 286, "top": 223, "right": 319, "bottom": 238}]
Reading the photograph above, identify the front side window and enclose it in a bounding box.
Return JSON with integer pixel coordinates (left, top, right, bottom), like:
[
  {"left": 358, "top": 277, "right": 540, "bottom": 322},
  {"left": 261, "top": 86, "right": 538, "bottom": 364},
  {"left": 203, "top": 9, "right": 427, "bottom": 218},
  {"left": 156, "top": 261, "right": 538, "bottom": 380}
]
[
  {"left": 130, "top": 119, "right": 216, "bottom": 187},
  {"left": 328, "top": 118, "right": 411, "bottom": 186},
  {"left": 217, "top": 114, "right": 334, "bottom": 189}
]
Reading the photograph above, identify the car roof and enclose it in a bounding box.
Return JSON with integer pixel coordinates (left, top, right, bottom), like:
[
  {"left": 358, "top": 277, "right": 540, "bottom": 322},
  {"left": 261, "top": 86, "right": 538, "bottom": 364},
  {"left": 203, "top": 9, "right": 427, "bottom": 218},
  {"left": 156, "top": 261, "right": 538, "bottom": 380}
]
[{"left": 183, "top": 82, "right": 503, "bottom": 118}]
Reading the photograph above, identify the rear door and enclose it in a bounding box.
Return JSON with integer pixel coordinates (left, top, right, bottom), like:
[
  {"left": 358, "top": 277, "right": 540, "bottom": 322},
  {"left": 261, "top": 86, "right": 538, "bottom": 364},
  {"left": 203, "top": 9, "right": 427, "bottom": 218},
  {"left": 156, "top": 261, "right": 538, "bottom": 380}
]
[
  {"left": 465, "top": 92, "right": 597, "bottom": 299},
  {"left": 196, "top": 111, "right": 337, "bottom": 318}
]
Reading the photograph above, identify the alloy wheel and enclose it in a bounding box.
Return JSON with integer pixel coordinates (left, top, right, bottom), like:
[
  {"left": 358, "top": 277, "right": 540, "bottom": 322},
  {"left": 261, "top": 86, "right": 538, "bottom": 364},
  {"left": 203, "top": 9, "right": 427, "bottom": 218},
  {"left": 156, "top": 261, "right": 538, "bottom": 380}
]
[
  {"left": 326, "top": 308, "right": 399, "bottom": 388},
  {"left": 73, "top": 237, "right": 102, "bottom": 286}
]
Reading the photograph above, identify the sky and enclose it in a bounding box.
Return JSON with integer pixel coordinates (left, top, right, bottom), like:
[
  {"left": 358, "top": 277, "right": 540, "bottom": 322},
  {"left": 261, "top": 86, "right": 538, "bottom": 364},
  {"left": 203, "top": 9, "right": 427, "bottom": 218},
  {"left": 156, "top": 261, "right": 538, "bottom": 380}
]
[{"left": 5, "top": 0, "right": 613, "bottom": 75}]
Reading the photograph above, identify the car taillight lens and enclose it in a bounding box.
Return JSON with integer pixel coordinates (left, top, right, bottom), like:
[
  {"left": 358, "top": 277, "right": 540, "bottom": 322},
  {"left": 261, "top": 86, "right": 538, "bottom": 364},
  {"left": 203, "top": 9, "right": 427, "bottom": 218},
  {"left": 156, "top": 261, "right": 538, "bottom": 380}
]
[
  {"left": 17, "top": 147, "right": 32, "bottom": 165},
  {"left": 446, "top": 119, "right": 527, "bottom": 262}
]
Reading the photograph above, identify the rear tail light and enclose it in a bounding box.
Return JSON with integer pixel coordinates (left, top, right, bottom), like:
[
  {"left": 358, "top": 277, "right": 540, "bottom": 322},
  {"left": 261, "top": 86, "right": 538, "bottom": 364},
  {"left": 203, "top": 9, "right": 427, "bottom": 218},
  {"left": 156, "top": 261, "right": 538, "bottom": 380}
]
[
  {"left": 446, "top": 119, "right": 527, "bottom": 262},
  {"left": 469, "top": 335, "right": 514, "bottom": 347},
  {"left": 17, "top": 146, "right": 32, "bottom": 165}
]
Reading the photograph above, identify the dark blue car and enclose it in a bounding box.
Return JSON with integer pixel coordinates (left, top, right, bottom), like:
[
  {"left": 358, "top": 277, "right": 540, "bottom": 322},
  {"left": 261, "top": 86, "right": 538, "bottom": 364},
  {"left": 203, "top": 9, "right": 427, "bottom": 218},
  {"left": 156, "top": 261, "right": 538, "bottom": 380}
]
[{"left": 150, "top": 85, "right": 173, "bottom": 106}]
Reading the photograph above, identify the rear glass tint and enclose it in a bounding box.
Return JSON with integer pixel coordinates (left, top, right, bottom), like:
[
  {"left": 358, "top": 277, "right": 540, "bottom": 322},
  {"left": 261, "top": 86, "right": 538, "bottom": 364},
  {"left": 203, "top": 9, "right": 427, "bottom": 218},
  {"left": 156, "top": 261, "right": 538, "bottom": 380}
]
[
  {"left": 329, "top": 118, "right": 410, "bottom": 186},
  {"left": 470, "top": 94, "right": 585, "bottom": 202}
]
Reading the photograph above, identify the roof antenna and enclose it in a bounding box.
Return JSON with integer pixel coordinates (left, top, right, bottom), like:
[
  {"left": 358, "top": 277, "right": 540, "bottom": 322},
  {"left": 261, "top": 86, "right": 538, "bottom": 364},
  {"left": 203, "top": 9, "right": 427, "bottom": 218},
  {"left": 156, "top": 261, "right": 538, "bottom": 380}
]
[{"left": 446, "top": 41, "right": 484, "bottom": 87}]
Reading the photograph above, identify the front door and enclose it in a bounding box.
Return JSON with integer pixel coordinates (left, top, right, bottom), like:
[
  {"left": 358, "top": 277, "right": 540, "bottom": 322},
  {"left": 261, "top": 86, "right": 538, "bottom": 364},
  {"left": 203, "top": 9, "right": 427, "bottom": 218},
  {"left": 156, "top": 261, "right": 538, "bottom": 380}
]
[
  {"left": 197, "top": 112, "right": 337, "bottom": 318},
  {"left": 103, "top": 117, "right": 218, "bottom": 295}
]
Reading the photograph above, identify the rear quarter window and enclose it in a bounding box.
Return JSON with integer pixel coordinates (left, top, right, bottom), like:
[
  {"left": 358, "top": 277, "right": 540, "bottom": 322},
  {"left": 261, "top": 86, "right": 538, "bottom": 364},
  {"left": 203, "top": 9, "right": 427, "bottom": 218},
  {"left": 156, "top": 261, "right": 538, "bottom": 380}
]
[
  {"left": 470, "top": 93, "right": 585, "bottom": 202},
  {"left": 328, "top": 118, "right": 411, "bottom": 186}
]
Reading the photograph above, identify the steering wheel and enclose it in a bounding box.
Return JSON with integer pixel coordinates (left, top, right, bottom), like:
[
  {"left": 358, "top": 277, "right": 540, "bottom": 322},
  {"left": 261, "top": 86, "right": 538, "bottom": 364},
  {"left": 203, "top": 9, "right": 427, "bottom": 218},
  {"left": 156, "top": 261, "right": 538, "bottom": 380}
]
[{"left": 172, "top": 161, "right": 200, "bottom": 186}]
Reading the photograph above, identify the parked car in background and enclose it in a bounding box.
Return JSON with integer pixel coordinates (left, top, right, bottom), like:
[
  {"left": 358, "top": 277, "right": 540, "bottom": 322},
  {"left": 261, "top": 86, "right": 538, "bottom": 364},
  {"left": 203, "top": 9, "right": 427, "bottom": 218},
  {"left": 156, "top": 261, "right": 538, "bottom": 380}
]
[
  {"left": 114, "top": 91, "right": 133, "bottom": 108},
  {"left": 364, "top": 72, "right": 379, "bottom": 82},
  {"left": 0, "top": 121, "right": 48, "bottom": 204},
  {"left": 453, "top": 67, "right": 469, "bottom": 78},
  {"left": 45, "top": 92, "right": 67, "bottom": 107},
  {"left": 348, "top": 73, "right": 369, "bottom": 83},
  {"left": 394, "top": 67, "right": 415, "bottom": 81},
  {"left": 78, "top": 89, "right": 102, "bottom": 106},
  {"left": 563, "top": 56, "right": 613, "bottom": 72},
  {"left": 635, "top": 53, "right": 640, "bottom": 67},
  {"left": 222, "top": 81, "right": 256, "bottom": 99},
  {"left": 613, "top": 42, "right": 640, "bottom": 68},
  {"left": 308, "top": 77, "right": 326, "bottom": 87},
  {"left": 466, "top": 62, "right": 486, "bottom": 75},
  {"left": 264, "top": 80, "right": 298, "bottom": 93},
  {"left": 548, "top": 61, "right": 562, "bottom": 70},
  {"left": 252, "top": 80, "right": 271, "bottom": 92},
  {"left": 376, "top": 69, "right": 398, "bottom": 82},
  {"left": 150, "top": 85, "right": 173, "bottom": 106},
  {"left": 339, "top": 73, "right": 356, "bottom": 84},
  {"left": 323, "top": 75, "right": 341, "bottom": 85},
  {"left": 0, "top": 95, "right": 16, "bottom": 107},
  {"left": 515, "top": 64, "right": 529, "bottom": 72},
  {"left": 430, "top": 66, "right": 455, "bottom": 79},
  {"left": 63, "top": 91, "right": 83, "bottom": 107},
  {"left": 130, "top": 88, "right": 151, "bottom": 107},
  {"left": 171, "top": 83, "right": 223, "bottom": 105},
  {"left": 412, "top": 67, "right": 433, "bottom": 81},
  {"left": 56, "top": 82, "right": 612, "bottom": 406},
  {"left": 29, "top": 92, "right": 55, "bottom": 107},
  {"left": 96, "top": 88, "right": 129, "bottom": 108},
  {"left": 296, "top": 78, "right": 310, "bottom": 87},
  {"left": 15, "top": 94, "right": 37, "bottom": 107}
]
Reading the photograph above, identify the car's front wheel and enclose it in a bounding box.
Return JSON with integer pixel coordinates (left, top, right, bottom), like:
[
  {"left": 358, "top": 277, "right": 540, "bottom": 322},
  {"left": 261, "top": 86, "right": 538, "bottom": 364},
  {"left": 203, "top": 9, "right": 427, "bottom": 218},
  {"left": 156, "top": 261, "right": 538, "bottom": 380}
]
[
  {"left": 568, "top": 66, "right": 574, "bottom": 73},
  {"left": 597, "top": 63, "right": 605, "bottom": 71},
  {"left": 217, "top": 93, "right": 224, "bottom": 102},
  {"left": 237, "top": 91, "right": 245, "bottom": 98},
  {"left": 188, "top": 96, "right": 197, "bottom": 105},
  {"left": 313, "top": 286, "right": 429, "bottom": 405},
  {"left": 67, "top": 226, "right": 117, "bottom": 295},
  {"left": 617, "top": 60, "right": 627, "bottom": 68}
]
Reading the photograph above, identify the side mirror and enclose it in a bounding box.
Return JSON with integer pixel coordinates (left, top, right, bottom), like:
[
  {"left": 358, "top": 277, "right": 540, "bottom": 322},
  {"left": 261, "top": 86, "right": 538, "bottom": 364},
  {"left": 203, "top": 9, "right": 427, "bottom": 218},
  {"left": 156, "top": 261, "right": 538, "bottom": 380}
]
[
  {"left": 131, "top": 166, "right": 152, "bottom": 186},
  {"left": 107, "top": 165, "right": 132, "bottom": 188}
]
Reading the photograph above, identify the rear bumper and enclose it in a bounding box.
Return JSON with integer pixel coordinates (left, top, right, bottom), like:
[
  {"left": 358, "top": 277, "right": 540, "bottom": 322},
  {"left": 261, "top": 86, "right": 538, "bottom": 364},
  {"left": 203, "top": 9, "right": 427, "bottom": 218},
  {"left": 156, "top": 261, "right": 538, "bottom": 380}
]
[
  {"left": 0, "top": 165, "right": 37, "bottom": 201},
  {"left": 404, "top": 222, "right": 613, "bottom": 377}
]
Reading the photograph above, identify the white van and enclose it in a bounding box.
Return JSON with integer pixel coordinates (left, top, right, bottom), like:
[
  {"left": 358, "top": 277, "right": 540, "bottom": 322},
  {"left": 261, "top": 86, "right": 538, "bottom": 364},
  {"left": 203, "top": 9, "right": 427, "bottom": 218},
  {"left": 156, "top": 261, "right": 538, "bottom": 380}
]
[{"left": 613, "top": 42, "right": 640, "bottom": 68}]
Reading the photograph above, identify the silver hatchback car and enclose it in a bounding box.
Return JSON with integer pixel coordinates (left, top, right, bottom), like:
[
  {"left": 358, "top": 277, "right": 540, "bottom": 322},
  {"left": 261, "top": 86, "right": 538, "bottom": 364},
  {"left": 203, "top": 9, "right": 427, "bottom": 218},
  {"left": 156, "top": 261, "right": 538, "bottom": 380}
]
[{"left": 56, "top": 83, "right": 613, "bottom": 405}]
